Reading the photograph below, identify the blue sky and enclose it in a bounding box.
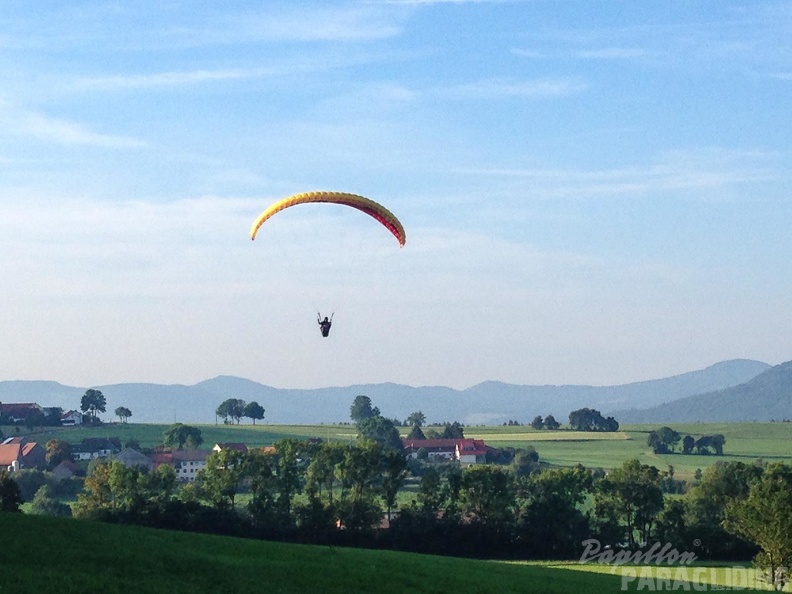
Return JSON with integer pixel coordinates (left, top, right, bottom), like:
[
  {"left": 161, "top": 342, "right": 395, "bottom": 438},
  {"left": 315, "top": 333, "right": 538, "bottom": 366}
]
[{"left": 1, "top": 1, "right": 791, "bottom": 390}]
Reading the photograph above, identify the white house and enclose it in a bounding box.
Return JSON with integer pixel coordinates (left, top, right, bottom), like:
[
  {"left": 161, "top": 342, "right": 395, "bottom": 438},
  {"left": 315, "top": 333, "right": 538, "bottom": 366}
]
[
  {"left": 150, "top": 448, "right": 212, "bottom": 482},
  {"left": 61, "top": 410, "right": 83, "bottom": 427},
  {"left": 172, "top": 449, "right": 211, "bottom": 481}
]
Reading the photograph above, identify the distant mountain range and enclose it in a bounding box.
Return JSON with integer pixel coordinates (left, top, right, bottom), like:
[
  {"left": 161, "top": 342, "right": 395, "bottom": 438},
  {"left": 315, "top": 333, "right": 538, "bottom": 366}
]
[
  {"left": 0, "top": 358, "right": 781, "bottom": 425},
  {"left": 613, "top": 360, "right": 792, "bottom": 423}
]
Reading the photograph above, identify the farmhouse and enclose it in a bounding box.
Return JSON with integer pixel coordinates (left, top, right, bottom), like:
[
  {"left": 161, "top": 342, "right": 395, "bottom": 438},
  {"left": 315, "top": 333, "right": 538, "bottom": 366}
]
[
  {"left": 0, "top": 436, "right": 46, "bottom": 471},
  {"left": 455, "top": 439, "right": 488, "bottom": 464}
]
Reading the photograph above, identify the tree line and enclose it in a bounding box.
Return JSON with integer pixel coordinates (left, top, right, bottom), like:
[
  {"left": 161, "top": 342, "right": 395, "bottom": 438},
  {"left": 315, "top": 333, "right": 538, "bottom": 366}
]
[
  {"left": 648, "top": 427, "right": 726, "bottom": 455},
  {"left": 215, "top": 398, "right": 265, "bottom": 425},
  {"left": 8, "top": 436, "right": 787, "bottom": 588}
]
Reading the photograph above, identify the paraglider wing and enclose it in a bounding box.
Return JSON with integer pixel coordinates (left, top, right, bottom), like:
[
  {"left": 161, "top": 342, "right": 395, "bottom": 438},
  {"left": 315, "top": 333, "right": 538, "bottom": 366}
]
[{"left": 250, "top": 191, "right": 406, "bottom": 247}]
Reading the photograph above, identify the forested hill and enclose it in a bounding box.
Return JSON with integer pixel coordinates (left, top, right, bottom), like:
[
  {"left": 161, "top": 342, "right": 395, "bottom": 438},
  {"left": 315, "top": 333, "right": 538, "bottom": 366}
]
[
  {"left": 0, "top": 359, "right": 770, "bottom": 425},
  {"left": 614, "top": 360, "right": 792, "bottom": 423}
]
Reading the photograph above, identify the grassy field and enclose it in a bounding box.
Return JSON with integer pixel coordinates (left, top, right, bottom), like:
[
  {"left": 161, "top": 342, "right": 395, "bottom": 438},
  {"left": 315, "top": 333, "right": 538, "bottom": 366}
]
[
  {"left": 4, "top": 422, "right": 360, "bottom": 449},
  {"left": 0, "top": 512, "right": 775, "bottom": 593},
  {"left": 465, "top": 423, "right": 792, "bottom": 478}
]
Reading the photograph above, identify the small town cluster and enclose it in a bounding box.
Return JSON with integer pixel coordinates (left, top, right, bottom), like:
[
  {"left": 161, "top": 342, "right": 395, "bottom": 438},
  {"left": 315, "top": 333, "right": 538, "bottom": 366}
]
[{"left": 0, "top": 401, "right": 493, "bottom": 479}]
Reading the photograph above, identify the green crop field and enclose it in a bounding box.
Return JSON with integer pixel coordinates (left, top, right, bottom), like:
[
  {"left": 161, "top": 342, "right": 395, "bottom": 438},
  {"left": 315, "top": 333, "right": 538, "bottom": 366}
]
[
  {"left": 5, "top": 422, "right": 361, "bottom": 450},
  {"left": 0, "top": 512, "right": 775, "bottom": 593},
  {"left": 465, "top": 423, "right": 792, "bottom": 477}
]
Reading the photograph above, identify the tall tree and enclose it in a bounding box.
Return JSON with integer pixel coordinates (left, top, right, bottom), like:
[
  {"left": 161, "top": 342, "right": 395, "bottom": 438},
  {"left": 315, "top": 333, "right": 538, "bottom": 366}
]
[
  {"left": 406, "top": 411, "right": 426, "bottom": 428},
  {"left": 335, "top": 441, "right": 384, "bottom": 530},
  {"left": 381, "top": 449, "right": 408, "bottom": 525},
  {"left": 115, "top": 406, "right": 132, "bottom": 424},
  {"left": 357, "top": 416, "right": 403, "bottom": 451},
  {"left": 162, "top": 423, "right": 203, "bottom": 450},
  {"left": 304, "top": 442, "right": 344, "bottom": 505},
  {"left": 594, "top": 459, "right": 663, "bottom": 548},
  {"left": 350, "top": 395, "right": 379, "bottom": 423},
  {"left": 441, "top": 421, "right": 464, "bottom": 439},
  {"left": 544, "top": 415, "right": 560, "bottom": 430},
  {"left": 198, "top": 449, "right": 248, "bottom": 511},
  {"left": 216, "top": 398, "right": 246, "bottom": 425},
  {"left": 460, "top": 466, "right": 515, "bottom": 526},
  {"left": 0, "top": 469, "right": 22, "bottom": 512},
  {"left": 530, "top": 415, "right": 544, "bottom": 430},
  {"left": 243, "top": 401, "right": 265, "bottom": 425},
  {"left": 246, "top": 449, "right": 278, "bottom": 527},
  {"left": 29, "top": 484, "right": 71, "bottom": 517},
  {"left": 45, "top": 439, "right": 72, "bottom": 467},
  {"left": 520, "top": 465, "right": 593, "bottom": 557},
  {"left": 686, "top": 460, "right": 763, "bottom": 558},
  {"left": 74, "top": 460, "right": 176, "bottom": 520},
  {"left": 648, "top": 426, "right": 681, "bottom": 454},
  {"left": 274, "top": 439, "right": 302, "bottom": 523},
  {"left": 406, "top": 424, "right": 426, "bottom": 440},
  {"left": 80, "top": 389, "right": 107, "bottom": 422},
  {"left": 724, "top": 463, "right": 792, "bottom": 591},
  {"left": 568, "top": 408, "right": 618, "bottom": 432}
]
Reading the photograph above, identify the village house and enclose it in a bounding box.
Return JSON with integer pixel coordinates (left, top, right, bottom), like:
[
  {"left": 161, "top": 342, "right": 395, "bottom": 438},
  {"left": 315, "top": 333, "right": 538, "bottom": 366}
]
[
  {"left": 0, "top": 403, "right": 44, "bottom": 424},
  {"left": 0, "top": 436, "right": 46, "bottom": 471},
  {"left": 401, "top": 438, "right": 458, "bottom": 460},
  {"left": 151, "top": 448, "right": 212, "bottom": 482},
  {"left": 72, "top": 437, "right": 122, "bottom": 461},
  {"left": 454, "top": 439, "right": 488, "bottom": 464},
  {"left": 52, "top": 459, "right": 82, "bottom": 481},
  {"left": 114, "top": 448, "right": 154, "bottom": 471},
  {"left": 60, "top": 410, "right": 83, "bottom": 426}
]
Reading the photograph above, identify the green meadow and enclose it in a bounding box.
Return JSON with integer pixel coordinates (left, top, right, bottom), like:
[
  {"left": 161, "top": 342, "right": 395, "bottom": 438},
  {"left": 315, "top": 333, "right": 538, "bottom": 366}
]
[
  {"left": 0, "top": 512, "right": 776, "bottom": 593},
  {"left": 465, "top": 423, "right": 792, "bottom": 478},
  {"left": 8, "top": 422, "right": 360, "bottom": 449}
]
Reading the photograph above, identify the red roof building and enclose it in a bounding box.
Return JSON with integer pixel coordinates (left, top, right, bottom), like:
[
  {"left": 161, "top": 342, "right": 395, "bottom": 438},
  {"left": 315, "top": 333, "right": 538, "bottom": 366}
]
[
  {"left": 0, "top": 403, "right": 43, "bottom": 423},
  {"left": 401, "top": 438, "right": 488, "bottom": 464},
  {"left": 0, "top": 437, "right": 46, "bottom": 471},
  {"left": 454, "top": 439, "right": 488, "bottom": 464}
]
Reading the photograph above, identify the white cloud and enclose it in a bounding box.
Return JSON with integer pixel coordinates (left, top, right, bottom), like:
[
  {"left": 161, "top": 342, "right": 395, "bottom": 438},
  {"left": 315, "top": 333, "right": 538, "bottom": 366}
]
[
  {"left": 512, "top": 47, "right": 647, "bottom": 60},
  {"left": 216, "top": 6, "right": 407, "bottom": 44},
  {"left": 20, "top": 112, "right": 146, "bottom": 148},
  {"left": 510, "top": 48, "right": 547, "bottom": 59},
  {"left": 74, "top": 68, "right": 276, "bottom": 91},
  {"left": 454, "top": 147, "right": 780, "bottom": 200},
  {"left": 373, "top": 0, "right": 519, "bottom": 4},
  {"left": 0, "top": 100, "right": 145, "bottom": 148},
  {"left": 575, "top": 47, "right": 647, "bottom": 59},
  {"left": 440, "top": 77, "right": 588, "bottom": 99}
]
